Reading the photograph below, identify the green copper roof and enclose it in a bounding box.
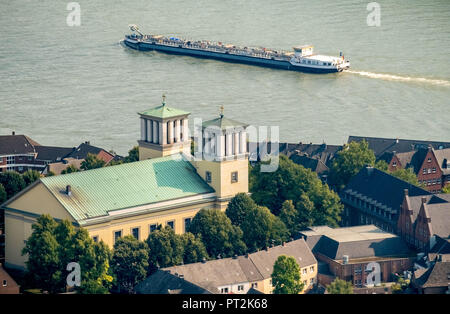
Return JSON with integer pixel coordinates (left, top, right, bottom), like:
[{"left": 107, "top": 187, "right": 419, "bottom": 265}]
[
  {"left": 139, "top": 104, "right": 190, "bottom": 119},
  {"left": 202, "top": 115, "right": 248, "bottom": 130},
  {"left": 40, "top": 154, "right": 214, "bottom": 222}
]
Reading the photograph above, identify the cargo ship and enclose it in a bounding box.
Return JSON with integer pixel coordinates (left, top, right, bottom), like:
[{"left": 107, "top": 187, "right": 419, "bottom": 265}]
[{"left": 123, "top": 25, "right": 350, "bottom": 73}]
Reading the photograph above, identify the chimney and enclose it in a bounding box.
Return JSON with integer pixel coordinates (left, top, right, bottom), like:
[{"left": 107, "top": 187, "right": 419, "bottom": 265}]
[
  {"left": 404, "top": 189, "right": 409, "bottom": 196},
  {"left": 395, "top": 138, "right": 399, "bottom": 144},
  {"left": 437, "top": 254, "right": 442, "bottom": 262},
  {"left": 366, "top": 166, "right": 374, "bottom": 176},
  {"left": 201, "top": 257, "right": 206, "bottom": 263},
  {"left": 12, "top": 131, "right": 15, "bottom": 136},
  {"left": 421, "top": 197, "right": 427, "bottom": 205},
  {"left": 66, "top": 185, "right": 72, "bottom": 196},
  {"left": 232, "top": 254, "right": 238, "bottom": 259},
  {"left": 245, "top": 253, "right": 249, "bottom": 258},
  {"left": 282, "top": 242, "right": 286, "bottom": 247}
]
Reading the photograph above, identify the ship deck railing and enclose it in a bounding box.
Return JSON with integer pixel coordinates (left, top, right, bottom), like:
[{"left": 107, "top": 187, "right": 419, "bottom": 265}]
[{"left": 136, "top": 35, "right": 292, "bottom": 61}]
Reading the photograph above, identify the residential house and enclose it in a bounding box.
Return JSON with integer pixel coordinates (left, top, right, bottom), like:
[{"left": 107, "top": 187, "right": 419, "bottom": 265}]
[
  {"left": 348, "top": 136, "right": 450, "bottom": 162},
  {"left": 397, "top": 190, "right": 450, "bottom": 251},
  {"left": 412, "top": 259, "right": 450, "bottom": 294},
  {"left": 281, "top": 142, "right": 342, "bottom": 182},
  {"left": 388, "top": 148, "right": 428, "bottom": 174},
  {"left": 0, "top": 264, "right": 20, "bottom": 294},
  {"left": 300, "top": 225, "right": 415, "bottom": 287},
  {"left": 2, "top": 98, "right": 250, "bottom": 269},
  {"left": 340, "top": 166, "right": 431, "bottom": 233},
  {"left": 136, "top": 238, "right": 317, "bottom": 294},
  {"left": 417, "top": 148, "right": 450, "bottom": 193},
  {"left": 0, "top": 133, "right": 45, "bottom": 173}
]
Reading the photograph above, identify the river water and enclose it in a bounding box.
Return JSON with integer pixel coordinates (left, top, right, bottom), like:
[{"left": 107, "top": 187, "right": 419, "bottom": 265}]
[{"left": 1, "top": 0, "right": 449, "bottom": 155}]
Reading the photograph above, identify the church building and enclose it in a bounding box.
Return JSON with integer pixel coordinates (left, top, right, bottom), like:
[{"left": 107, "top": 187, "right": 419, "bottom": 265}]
[{"left": 1, "top": 96, "right": 249, "bottom": 269}]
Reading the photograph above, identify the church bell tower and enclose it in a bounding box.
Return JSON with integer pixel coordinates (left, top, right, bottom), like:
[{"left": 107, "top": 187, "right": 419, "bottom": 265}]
[
  {"left": 193, "top": 107, "right": 249, "bottom": 207},
  {"left": 138, "top": 95, "right": 191, "bottom": 160}
]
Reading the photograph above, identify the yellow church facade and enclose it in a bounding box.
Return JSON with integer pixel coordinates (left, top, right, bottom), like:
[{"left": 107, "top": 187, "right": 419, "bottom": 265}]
[{"left": 2, "top": 98, "right": 249, "bottom": 269}]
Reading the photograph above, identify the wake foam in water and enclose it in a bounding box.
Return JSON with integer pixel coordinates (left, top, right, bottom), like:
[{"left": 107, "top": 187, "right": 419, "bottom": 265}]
[{"left": 345, "top": 70, "right": 450, "bottom": 87}]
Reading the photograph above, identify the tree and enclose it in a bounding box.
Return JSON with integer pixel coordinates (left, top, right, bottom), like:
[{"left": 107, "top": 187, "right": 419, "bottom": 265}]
[
  {"left": 250, "top": 155, "right": 343, "bottom": 228},
  {"left": 240, "top": 205, "right": 289, "bottom": 252},
  {"left": 390, "top": 168, "right": 421, "bottom": 187},
  {"left": 0, "top": 184, "right": 6, "bottom": 204},
  {"left": 374, "top": 160, "right": 389, "bottom": 171},
  {"left": 22, "top": 215, "right": 60, "bottom": 293},
  {"left": 442, "top": 184, "right": 450, "bottom": 194},
  {"left": 189, "top": 209, "right": 247, "bottom": 258},
  {"left": 329, "top": 140, "right": 376, "bottom": 190},
  {"left": 22, "top": 169, "right": 41, "bottom": 186},
  {"left": 181, "top": 232, "right": 209, "bottom": 264},
  {"left": 326, "top": 278, "right": 353, "bottom": 294},
  {"left": 61, "top": 164, "right": 79, "bottom": 174},
  {"left": 81, "top": 153, "right": 105, "bottom": 170},
  {"left": 22, "top": 215, "right": 112, "bottom": 294},
  {"left": 0, "top": 171, "right": 26, "bottom": 199},
  {"left": 124, "top": 146, "right": 139, "bottom": 163},
  {"left": 146, "top": 226, "right": 184, "bottom": 273},
  {"left": 112, "top": 235, "right": 149, "bottom": 294},
  {"left": 225, "top": 192, "right": 257, "bottom": 226},
  {"left": 271, "top": 255, "right": 304, "bottom": 294},
  {"left": 279, "top": 200, "right": 298, "bottom": 235}
]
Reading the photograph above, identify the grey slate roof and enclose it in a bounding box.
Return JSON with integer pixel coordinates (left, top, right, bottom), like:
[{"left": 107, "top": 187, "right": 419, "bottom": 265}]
[
  {"left": 394, "top": 149, "right": 428, "bottom": 174},
  {"left": 414, "top": 261, "right": 450, "bottom": 288},
  {"left": 135, "top": 269, "right": 211, "bottom": 294},
  {"left": 135, "top": 238, "right": 316, "bottom": 294},
  {"left": 433, "top": 148, "right": 450, "bottom": 175},
  {"left": 300, "top": 225, "right": 413, "bottom": 261},
  {"left": 281, "top": 142, "right": 342, "bottom": 167},
  {"left": 426, "top": 203, "right": 450, "bottom": 238},
  {"left": 0, "top": 134, "right": 39, "bottom": 155},
  {"left": 247, "top": 239, "right": 317, "bottom": 278},
  {"left": 343, "top": 167, "right": 431, "bottom": 213},
  {"left": 289, "top": 154, "right": 329, "bottom": 174},
  {"left": 348, "top": 136, "right": 450, "bottom": 160},
  {"left": 65, "top": 142, "right": 113, "bottom": 160},
  {"left": 35, "top": 145, "right": 75, "bottom": 162}
]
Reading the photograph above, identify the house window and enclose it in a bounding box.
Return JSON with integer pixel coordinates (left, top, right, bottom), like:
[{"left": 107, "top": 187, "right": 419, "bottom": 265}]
[
  {"left": 428, "top": 158, "right": 432, "bottom": 163},
  {"left": 6, "top": 156, "right": 14, "bottom": 164},
  {"left": 92, "top": 236, "right": 99, "bottom": 243},
  {"left": 18, "top": 166, "right": 23, "bottom": 171},
  {"left": 310, "top": 278, "right": 314, "bottom": 285},
  {"left": 132, "top": 227, "right": 140, "bottom": 240},
  {"left": 205, "top": 171, "right": 212, "bottom": 183},
  {"left": 2, "top": 280, "right": 6, "bottom": 287},
  {"left": 432, "top": 168, "right": 436, "bottom": 173},
  {"left": 237, "top": 285, "right": 244, "bottom": 291},
  {"left": 310, "top": 266, "right": 315, "bottom": 273},
  {"left": 231, "top": 171, "right": 238, "bottom": 183},
  {"left": 303, "top": 268, "right": 307, "bottom": 274},
  {"left": 150, "top": 224, "right": 158, "bottom": 233},
  {"left": 423, "top": 168, "right": 427, "bottom": 174},
  {"left": 221, "top": 287, "right": 229, "bottom": 294},
  {"left": 184, "top": 218, "right": 192, "bottom": 233},
  {"left": 167, "top": 220, "right": 174, "bottom": 230},
  {"left": 114, "top": 230, "right": 122, "bottom": 243},
  {"left": 392, "top": 161, "right": 397, "bottom": 167},
  {"left": 251, "top": 283, "right": 258, "bottom": 288},
  {"left": 428, "top": 168, "right": 432, "bottom": 174},
  {"left": 28, "top": 156, "right": 33, "bottom": 161}
]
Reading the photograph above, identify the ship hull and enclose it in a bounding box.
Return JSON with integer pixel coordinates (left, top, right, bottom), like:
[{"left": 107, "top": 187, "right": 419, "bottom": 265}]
[{"left": 123, "top": 38, "right": 341, "bottom": 73}]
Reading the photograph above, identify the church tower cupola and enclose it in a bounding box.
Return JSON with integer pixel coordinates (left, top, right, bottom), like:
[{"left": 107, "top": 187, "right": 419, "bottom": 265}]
[
  {"left": 193, "top": 106, "right": 249, "bottom": 205},
  {"left": 138, "top": 95, "right": 191, "bottom": 160}
]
